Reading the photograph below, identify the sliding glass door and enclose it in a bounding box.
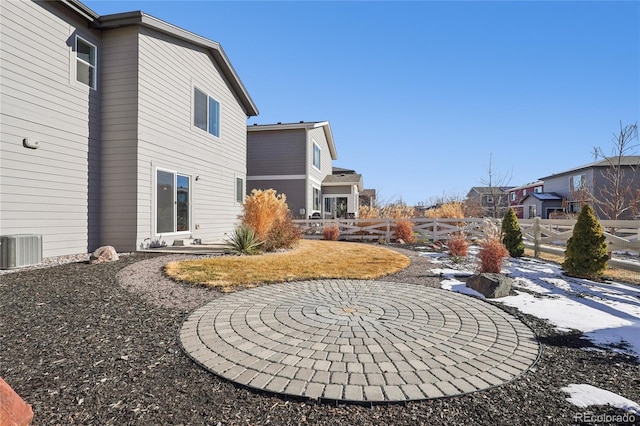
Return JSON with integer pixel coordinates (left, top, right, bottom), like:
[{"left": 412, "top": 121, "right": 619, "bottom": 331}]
[{"left": 157, "top": 169, "right": 190, "bottom": 234}]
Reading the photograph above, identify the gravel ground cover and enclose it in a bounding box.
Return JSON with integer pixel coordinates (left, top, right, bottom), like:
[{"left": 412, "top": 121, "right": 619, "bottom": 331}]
[{"left": 1, "top": 247, "right": 639, "bottom": 425}]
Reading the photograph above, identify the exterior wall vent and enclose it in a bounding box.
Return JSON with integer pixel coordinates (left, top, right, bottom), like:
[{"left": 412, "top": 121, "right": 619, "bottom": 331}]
[{"left": 0, "top": 234, "right": 43, "bottom": 269}]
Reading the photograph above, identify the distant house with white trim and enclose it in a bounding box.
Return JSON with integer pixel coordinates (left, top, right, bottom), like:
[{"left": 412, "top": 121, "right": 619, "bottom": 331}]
[
  {"left": 0, "top": 0, "right": 258, "bottom": 258},
  {"left": 247, "top": 121, "right": 362, "bottom": 219}
]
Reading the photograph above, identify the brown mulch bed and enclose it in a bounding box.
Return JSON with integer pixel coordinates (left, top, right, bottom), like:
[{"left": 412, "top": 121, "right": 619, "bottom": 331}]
[{"left": 1, "top": 246, "right": 638, "bottom": 425}]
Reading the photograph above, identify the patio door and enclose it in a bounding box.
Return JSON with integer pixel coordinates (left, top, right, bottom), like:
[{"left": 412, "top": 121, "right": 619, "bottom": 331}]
[
  {"left": 157, "top": 169, "right": 190, "bottom": 233},
  {"left": 324, "top": 196, "right": 348, "bottom": 218}
]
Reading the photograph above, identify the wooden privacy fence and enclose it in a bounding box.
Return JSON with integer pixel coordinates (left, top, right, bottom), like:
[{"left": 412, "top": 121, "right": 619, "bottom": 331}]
[{"left": 293, "top": 217, "right": 640, "bottom": 272}]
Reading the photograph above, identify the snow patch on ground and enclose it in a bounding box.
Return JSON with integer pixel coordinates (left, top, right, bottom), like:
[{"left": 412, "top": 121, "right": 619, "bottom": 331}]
[
  {"left": 429, "top": 250, "right": 640, "bottom": 358},
  {"left": 562, "top": 384, "right": 640, "bottom": 415}
]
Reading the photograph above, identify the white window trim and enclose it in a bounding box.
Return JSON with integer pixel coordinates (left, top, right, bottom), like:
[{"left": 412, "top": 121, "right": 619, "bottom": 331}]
[
  {"left": 192, "top": 85, "right": 221, "bottom": 139},
  {"left": 235, "top": 175, "right": 245, "bottom": 205},
  {"left": 155, "top": 167, "right": 192, "bottom": 236},
  {"left": 75, "top": 35, "right": 97, "bottom": 90},
  {"left": 312, "top": 185, "right": 321, "bottom": 212},
  {"left": 312, "top": 141, "right": 321, "bottom": 170}
]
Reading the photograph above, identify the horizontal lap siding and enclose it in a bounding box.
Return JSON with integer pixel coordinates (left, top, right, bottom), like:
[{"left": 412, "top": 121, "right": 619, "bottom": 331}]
[
  {"left": 247, "top": 179, "right": 306, "bottom": 218},
  {"left": 99, "top": 27, "right": 139, "bottom": 251},
  {"left": 308, "top": 126, "right": 331, "bottom": 214},
  {"left": 247, "top": 129, "right": 306, "bottom": 175},
  {"left": 0, "top": 1, "right": 100, "bottom": 257},
  {"left": 136, "top": 28, "right": 248, "bottom": 246}
]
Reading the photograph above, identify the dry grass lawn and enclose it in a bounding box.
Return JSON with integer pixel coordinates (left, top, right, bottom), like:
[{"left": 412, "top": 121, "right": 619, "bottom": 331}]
[
  {"left": 524, "top": 248, "right": 640, "bottom": 285},
  {"left": 165, "top": 240, "right": 410, "bottom": 292}
]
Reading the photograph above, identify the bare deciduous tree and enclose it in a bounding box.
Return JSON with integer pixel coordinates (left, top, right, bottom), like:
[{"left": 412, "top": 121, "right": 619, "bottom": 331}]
[
  {"left": 479, "top": 153, "right": 513, "bottom": 218},
  {"left": 591, "top": 121, "right": 639, "bottom": 220}
]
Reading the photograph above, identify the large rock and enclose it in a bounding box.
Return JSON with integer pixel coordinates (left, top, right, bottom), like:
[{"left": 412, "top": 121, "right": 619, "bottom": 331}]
[
  {"left": 466, "top": 273, "right": 512, "bottom": 298},
  {"left": 0, "top": 377, "right": 33, "bottom": 426},
  {"left": 90, "top": 246, "right": 119, "bottom": 264}
]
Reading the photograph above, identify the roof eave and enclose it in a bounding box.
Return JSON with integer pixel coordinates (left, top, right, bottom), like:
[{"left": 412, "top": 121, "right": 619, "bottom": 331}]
[
  {"left": 95, "top": 12, "right": 259, "bottom": 117},
  {"left": 60, "top": 0, "right": 99, "bottom": 21}
]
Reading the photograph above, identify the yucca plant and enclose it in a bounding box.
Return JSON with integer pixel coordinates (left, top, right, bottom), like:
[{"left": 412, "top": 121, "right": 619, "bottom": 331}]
[{"left": 225, "top": 226, "right": 263, "bottom": 255}]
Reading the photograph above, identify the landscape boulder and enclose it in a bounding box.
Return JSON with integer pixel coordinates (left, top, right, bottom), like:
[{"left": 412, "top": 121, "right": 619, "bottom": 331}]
[
  {"left": 0, "top": 377, "right": 33, "bottom": 426},
  {"left": 466, "top": 273, "right": 512, "bottom": 298},
  {"left": 90, "top": 246, "right": 119, "bottom": 264}
]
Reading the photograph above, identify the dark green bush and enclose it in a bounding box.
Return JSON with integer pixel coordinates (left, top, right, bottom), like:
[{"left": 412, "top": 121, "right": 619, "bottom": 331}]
[
  {"left": 501, "top": 208, "right": 524, "bottom": 257},
  {"left": 562, "top": 204, "right": 609, "bottom": 279}
]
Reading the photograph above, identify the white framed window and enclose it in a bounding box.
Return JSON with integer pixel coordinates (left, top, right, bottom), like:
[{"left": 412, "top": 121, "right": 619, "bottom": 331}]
[
  {"left": 510, "top": 192, "right": 516, "bottom": 201},
  {"left": 570, "top": 174, "right": 586, "bottom": 192},
  {"left": 236, "top": 177, "right": 244, "bottom": 204},
  {"left": 156, "top": 169, "right": 191, "bottom": 234},
  {"left": 75, "top": 36, "right": 96, "bottom": 89},
  {"left": 194, "top": 87, "right": 220, "bottom": 137},
  {"left": 313, "top": 187, "right": 320, "bottom": 211},
  {"left": 313, "top": 142, "right": 321, "bottom": 169},
  {"left": 534, "top": 186, "right": 543, "bottom": 193}
]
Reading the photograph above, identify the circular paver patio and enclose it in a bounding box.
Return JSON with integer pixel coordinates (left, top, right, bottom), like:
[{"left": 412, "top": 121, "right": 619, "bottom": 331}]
[{"left": 180, "top": 280, "right": 539, "bottom": 403}]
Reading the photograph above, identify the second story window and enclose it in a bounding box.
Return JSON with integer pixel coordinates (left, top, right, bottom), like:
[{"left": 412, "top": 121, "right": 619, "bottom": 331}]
[
  {"left": 76, "top": 36, "right": 96, "bottom": 89},
  {"left": 570, "top": 174, "right": 586, "bottom": 192},
  {"left": 313, "top": 143, "right": 321, "bottom": 169},
  {"left": 194, "top": 87, "right": 220, "bottom": 137}
]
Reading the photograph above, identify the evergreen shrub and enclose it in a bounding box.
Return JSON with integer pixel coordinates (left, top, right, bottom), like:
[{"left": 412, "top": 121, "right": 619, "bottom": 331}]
[
  {"left": 562, "top": 204, "right": 609, "bottom": 280},
  {"left": 501, "top": 208, "right": 525, "bottom": 257}
]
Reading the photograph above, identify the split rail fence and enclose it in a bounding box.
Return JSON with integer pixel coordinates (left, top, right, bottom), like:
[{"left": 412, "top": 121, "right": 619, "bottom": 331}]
[{"left": 293, "top": 217, "right": 640, "bottom": 272}]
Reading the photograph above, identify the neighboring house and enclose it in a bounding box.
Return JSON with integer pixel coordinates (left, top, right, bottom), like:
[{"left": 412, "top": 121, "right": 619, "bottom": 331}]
[
  {"left": 359, "top": 189, "right": 377, "bottom": 209},
  {"left": 323, "top": 171, "right": 363, "bottom": 219},
  {"left": 521, "top": 193, "right": 564, "bottom": 219},
  {"left": 465, "top": 186, "right": 514, "bottom": 218},
  {"left": 0, "top": 0, "right": 258, "bottom": 259},
  {"left": 540, "top": 156, "right": 640, "bottom": 220},
  {"left": 246, "top": 122, "right": 364, "bottom": 219},
  {"left": 508, "top": 181, "right": 544, "bottom": 218}
]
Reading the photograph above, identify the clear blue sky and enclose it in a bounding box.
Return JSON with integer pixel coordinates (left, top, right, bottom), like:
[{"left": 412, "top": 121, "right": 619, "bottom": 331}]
[{"left": 84, "top": 0, "right": 640, "bottom": 206}]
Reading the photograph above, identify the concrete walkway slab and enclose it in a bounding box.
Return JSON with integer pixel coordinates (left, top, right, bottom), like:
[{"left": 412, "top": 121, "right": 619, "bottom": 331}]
[{"left": 180, "top": 280, "right": 539, "bottom": 403}]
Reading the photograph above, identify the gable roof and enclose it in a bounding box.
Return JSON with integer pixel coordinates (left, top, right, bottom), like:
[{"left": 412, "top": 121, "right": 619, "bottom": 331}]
[
  {"left": 467, "top": 186, "right": 513, "bottom": 196},
  {"left": 248, "top": 121, "right": 338, "bottom": 160},
  {"left": 61, "top": 0, "right": 258, "bottom": 117},
  {"left": 540, "top": 156, "right": 640, "bottom": 180},
  {"left": 323, "top": 173, "right": 363, "bottom": 191}
]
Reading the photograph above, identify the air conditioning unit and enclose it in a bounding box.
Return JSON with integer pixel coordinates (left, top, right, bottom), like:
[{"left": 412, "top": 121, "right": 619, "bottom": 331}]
[{"left": 0, "top": 234, "right": 43, "bottom": 269}]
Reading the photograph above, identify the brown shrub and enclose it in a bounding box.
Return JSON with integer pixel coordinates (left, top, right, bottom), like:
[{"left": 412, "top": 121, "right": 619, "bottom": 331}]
[
  {"left": 447, "top": 233, "right": 469, "bottom": 257},
  {"left": 263, "top": 214, "right": 302, "bottom": 251},
  {"left": 322, "top": 225, "right": 340, "bottom": 241},
  {"left": 394, "top": 220, "right": 415, "bottom": 243},
  {"left": 478, "top": 238, "right": 509, "bottom": 273}
]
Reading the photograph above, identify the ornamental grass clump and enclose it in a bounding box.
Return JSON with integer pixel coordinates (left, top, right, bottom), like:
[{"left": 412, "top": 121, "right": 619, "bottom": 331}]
[
  {"left": 225, "top": 226, "right": 263, "bottom": 255},
  {"left": 478, "top": 219, "right": 509, "bottom": 273},
  {"left": 501, "top": 208, "right": 524, "bottom": 257},
  {"left": 240, "top": 189, "right": 301, "bottom": 252},
  {"left": 424, "top": 201, "right": 465, "bottom": 219},
  {"left": 447, "top": 232, "right": 470, "bottom": 257},
  {"left": 394, "top": 220, "right": 415, "bottom": 243},
  {"left": 322, "top": 225, "right": 340, "bottom": 241},
  {"left": 562, "top": 204, "right": 609, "bottom": 280}
]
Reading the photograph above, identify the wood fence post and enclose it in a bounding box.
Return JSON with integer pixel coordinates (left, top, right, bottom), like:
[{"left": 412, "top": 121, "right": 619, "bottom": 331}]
[
  {"left": 386, "top": 219, "right": 391, "bottom": 244},
  {"left": 433, "top": 219, "right": 438, "bottom": 241},
  {"left": 533, "top": 217, "right": 541, "bottom": 258}
]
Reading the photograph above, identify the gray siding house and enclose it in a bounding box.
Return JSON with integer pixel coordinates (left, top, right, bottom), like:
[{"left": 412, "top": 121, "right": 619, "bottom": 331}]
[
  {"left": 540, "top": 156, "right": 640, "bottom": 219},
  {"left": 247, "top": 121, "right": 340, "bottom": 219},
  {"left": 0, "top": 0, "right": 258, "bottom": 258}
]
